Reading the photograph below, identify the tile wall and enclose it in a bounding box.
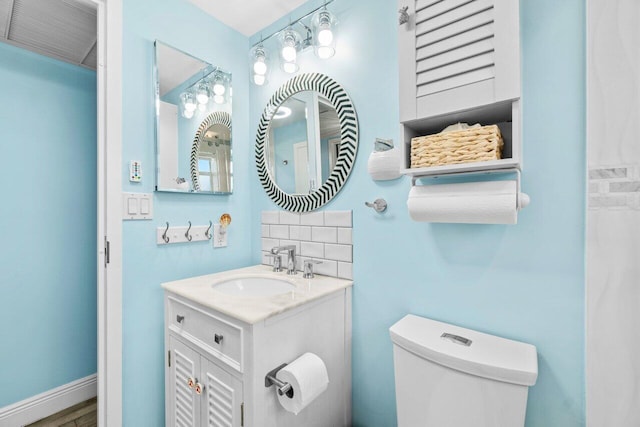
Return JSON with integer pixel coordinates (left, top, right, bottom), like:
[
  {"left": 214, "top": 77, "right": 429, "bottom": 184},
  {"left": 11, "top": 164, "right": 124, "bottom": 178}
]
[
  {"left": 587, "top": 0, "right": 640, "bottom": 424},
  {"left": 589, "top": 165, "right": 640, "bottom": 209},
  {"left": 260, "top": 210, "right": 353, "bottom": 280}
]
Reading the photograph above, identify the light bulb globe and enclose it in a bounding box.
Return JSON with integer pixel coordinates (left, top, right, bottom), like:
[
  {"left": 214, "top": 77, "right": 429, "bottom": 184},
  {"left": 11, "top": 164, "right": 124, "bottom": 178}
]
[
  {"left": 318, "top": 28, "right": 333, "bottom": 46},
  {"left": 214, "top": 95, "right": 225, "bottom": 104},
  {"left": 282, "top": 45, "right": 297, "bottom": 62},
  {"left": 213, "top": 83, "right": 225, "bottom": 96},
  {"left": 253, "top": 60, "right": 267, "bottom": 75},
  {"left": 253, "top": 74, "right": 266, "bottom": 85}
]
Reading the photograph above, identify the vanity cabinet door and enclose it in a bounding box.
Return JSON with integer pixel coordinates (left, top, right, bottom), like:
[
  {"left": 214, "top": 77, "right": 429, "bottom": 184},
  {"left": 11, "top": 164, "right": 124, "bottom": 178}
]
[
  {"left": 168, "top": 337, "right": 201, "bottom": 427},
  {"left": 201, "top": 357, "right": 244, "bottom": 427},
  {"left": 398, "top": 0, "right": 520, "bottom": 122}
]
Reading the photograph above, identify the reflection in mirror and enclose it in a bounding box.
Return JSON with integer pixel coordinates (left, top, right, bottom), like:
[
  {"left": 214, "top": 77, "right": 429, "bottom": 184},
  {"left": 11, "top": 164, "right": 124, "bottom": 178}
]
[
  {"left": 154, "top": 41, "right": 232, "bottom": 194},
  {"left": 266, "top": 91, "right": 341, "bottom": 195}
]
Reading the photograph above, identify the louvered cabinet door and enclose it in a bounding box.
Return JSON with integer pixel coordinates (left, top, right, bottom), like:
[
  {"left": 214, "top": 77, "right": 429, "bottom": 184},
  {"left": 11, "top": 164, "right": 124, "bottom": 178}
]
[
  {"left": 201, "top": 357, "right": 244, "bottom": 427},
  {"left": 169, "top": 337, "right": 201, "bottom": 427},
  {"left": 398, "top": 0, "right": 520, "bottom": 122}
]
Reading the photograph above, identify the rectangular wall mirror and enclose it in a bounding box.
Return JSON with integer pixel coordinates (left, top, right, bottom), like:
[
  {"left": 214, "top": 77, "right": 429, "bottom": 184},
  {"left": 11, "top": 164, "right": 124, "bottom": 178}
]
[{"left": 154, "top": 40, "right": 233, "bottom": 194}]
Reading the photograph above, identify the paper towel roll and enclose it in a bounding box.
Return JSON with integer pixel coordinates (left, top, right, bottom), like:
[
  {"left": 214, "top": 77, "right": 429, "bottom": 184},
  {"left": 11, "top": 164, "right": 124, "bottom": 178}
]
[
  {"left": 276, "top": 353, "right": 329, "bottom": 415},
  {"left": 407, "top": 180, "right": 524, "bottom": 224}
]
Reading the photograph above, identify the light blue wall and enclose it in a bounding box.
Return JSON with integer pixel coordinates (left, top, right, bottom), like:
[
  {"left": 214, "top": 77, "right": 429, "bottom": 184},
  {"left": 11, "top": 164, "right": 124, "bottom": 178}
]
[
  {"left": 121, "top": 0, "right": 251, "bottom": 424},
  {"left": 0, "top": 43, "right": 97, "bottom": 407},
  {"left": 249, "top": 0, "right": 586, "bottom": 426}
]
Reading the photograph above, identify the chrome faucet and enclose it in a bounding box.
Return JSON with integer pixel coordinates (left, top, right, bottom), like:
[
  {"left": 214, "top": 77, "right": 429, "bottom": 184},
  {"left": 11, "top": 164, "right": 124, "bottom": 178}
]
[{"left": 270, "top": 245, "right": 297, "bottom": 275}]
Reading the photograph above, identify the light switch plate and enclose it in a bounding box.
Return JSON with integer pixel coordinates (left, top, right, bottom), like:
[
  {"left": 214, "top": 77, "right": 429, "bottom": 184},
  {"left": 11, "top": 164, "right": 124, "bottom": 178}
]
[
  {"left": 122, "top": 192, "right": 153, "bottom": 220},
  {"left": 213, "top": 224, "right": 228, "bottom": 248}
]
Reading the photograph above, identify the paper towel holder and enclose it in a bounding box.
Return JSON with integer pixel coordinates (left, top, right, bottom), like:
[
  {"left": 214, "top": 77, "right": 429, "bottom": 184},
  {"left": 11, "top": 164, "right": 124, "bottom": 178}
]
[
  {"left": 410, "top": 168, "right": 530, "bottom": 210},
  {"left": 265, "top": 363, "right": 294, "bottom": 398}
]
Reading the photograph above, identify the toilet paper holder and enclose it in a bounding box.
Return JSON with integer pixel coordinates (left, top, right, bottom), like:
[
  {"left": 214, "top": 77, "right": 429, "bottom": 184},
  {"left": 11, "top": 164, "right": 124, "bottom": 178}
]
[{"left": 265, "top": 363, "right": 294, "bottom": 398}]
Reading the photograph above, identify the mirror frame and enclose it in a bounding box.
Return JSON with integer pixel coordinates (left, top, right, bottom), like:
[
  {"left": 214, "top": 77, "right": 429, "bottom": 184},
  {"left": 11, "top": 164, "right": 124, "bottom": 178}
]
[
  {"left": 190, "top": 111, "right": 233, "bottom": 192},
  {"left": 256, "top": 73, "right": 358, "bottom": 212}
]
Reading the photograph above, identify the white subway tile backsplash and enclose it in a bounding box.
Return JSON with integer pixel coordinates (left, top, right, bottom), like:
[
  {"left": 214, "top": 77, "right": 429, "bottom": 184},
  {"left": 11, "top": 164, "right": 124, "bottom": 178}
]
[
  {"left": 300, "top": 211, "right": 324, "bottom": 226},
  {"left": 314, "top": 259, "right": 338, "bottom": 277},
  {"left": 337, "top": 262, "right": 353, "bottom": 280},
  {"left": 299, "top": 226, "right": 312, "bottom": 241},
  {"left": 312, "top": 226, "right": 337, "bottom": 243},
  {"left": 270, "top": 224, "right": 289, "bottom": 239},
  {"left": 325, "top": 211, "right": 352, "bottom": 227},
  {"left": 337, "top": 228, "right": 352, "bottom": 244},
  {"left": 324, "top": 244, "right": 352, "bottom": 262},
  {"left": 261, "top": 238, "right": 280, "bottom": 252},
  {"left": 280, "top": 211, "right": 301, "bottom": 225},
  {"left": 301, "top": 241, "right": 324, "bottom": 258},
  {"left": 261, "top": 210, "right": 352, "bottom": 279},
  {"left": 289, "top": 226, "right": 301, "bottom": 240},
  {"left": 262, "top": 211, "right": 280, "bottom": 224}
]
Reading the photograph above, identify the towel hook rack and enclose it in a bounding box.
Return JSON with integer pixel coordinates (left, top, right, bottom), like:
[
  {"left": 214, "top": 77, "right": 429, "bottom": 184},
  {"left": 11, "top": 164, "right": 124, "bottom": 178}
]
[
  {"left": 162, "top": 222, "right": 170, "bottom": 243},
  {"left": 185, "top": 221, "right": 192, "bottom": 242},
  {"left": 205, "top": 221, "right": 213, "bottom": 239}
]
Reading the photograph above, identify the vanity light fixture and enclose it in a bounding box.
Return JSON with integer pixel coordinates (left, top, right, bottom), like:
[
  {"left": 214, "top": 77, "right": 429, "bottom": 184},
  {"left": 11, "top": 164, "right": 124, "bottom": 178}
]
[
  {"left": 279, "top": 27, "right": 301, "bottom": 74},
  {"left": 248, "top": 0, "right": 337, "bottom": 85},
  {"left": 312, "top": 7, "right": 336, "bottom": 59},
  {"left": 250, "top": 43, "right": 269, "bottom": 86},
  {"left": 196, "top": 81, "right": 210, "bottom": 105},
  {"left": 181, "top": 92, "right": 197, "bottom": 112}
]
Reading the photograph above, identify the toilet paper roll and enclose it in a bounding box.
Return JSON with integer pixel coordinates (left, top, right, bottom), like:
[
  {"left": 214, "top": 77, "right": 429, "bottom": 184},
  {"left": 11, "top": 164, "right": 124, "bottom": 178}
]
[
  {"left": 407, "top": 180, "right": 524, "bottom": 224},
  {"left": 276, "top": 353, "right": 329, "bottom": 415}
]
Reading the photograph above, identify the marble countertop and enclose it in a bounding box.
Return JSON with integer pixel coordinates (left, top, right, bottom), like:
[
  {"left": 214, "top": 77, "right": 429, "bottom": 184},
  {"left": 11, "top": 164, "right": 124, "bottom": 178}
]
[{"left": 161, "top": 264, "right": 353, "bottom": 325}]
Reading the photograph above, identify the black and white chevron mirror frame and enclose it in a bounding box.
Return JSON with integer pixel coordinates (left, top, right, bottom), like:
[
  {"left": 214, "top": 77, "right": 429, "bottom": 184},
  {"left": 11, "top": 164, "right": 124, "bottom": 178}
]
[
  {"left": 255, "top": 73, "right": 359, "bottom": 212},
  {"left": 190, "top": 111, "right": 232, "bottom": 192}
]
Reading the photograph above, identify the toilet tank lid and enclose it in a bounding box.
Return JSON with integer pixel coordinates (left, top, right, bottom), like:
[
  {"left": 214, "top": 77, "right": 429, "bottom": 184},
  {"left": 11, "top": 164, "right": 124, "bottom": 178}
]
[{"left": 389, "top": 315, "right": 538, "bottom": 386}]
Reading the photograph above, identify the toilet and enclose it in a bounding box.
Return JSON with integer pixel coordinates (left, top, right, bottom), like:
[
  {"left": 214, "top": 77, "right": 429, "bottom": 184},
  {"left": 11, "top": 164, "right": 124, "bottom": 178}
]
[{"left": 389, "top": 315, "right": 538, "bottom": 427}]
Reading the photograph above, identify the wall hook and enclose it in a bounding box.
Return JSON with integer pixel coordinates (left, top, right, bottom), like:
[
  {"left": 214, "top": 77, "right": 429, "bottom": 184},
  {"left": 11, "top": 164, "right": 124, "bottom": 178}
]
[
  {"left": 365, "top": 198, "right": 387, "bottom": 213},
  {"left": 162, "top": 222, "right": 170, "bottom": 243},
  {"left": 205, "top": 221, "right": 213, "bottom": 239},
  {"left": 185, "top": 221, "right": 192, "bottom": 242}
]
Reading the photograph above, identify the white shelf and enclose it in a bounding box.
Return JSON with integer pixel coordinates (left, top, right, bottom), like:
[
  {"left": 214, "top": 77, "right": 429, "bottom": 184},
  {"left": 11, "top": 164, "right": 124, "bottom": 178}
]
[
  {"left": 399, "top": 99, "right": 521, "bottom": 179},
  {"left": 402, "top": 158, "right": 520, "bottom": 178}
]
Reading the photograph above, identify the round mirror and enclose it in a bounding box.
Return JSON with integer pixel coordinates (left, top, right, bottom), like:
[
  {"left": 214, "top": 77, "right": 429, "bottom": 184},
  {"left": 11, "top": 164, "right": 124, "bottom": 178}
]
[
  {"left": 191, "top": 111, "right": 232, "bottom": 193},
  {"left": 256, "top": 73, "right": 358, "bottom": 212}
]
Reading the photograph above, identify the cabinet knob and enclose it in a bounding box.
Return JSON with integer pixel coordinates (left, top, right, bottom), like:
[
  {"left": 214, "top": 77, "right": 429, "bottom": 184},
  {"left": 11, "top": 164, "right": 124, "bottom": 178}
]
[
  {"left": 187, "top": 377, "right": 195, "bottom": 389},
  {"left": 195, "top": 382, "right": 205, "bottom": 395},
  {"left": 399, "top": 6, "right": 409, "bottom": 25},
  {"left": 214, "top": 334, "right": 224, "bottom": 344},
  {"left": 176, "top": 315, "right": 185, "bottom": 323}
]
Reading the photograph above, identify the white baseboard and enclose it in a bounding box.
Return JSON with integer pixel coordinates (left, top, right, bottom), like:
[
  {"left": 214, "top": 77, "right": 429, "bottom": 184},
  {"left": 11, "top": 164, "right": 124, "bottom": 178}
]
[{"left": 0, "top": 374, "right": 97, "bottom": 426}]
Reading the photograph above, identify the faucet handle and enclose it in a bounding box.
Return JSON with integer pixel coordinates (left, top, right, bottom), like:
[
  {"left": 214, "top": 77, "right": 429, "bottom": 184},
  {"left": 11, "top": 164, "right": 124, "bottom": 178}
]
[
  {"left": 266, "top": 254, "right": 283, "bottom": 272},
  {"left": 303, "top": 259, "right": 322, "bottom": 279}
]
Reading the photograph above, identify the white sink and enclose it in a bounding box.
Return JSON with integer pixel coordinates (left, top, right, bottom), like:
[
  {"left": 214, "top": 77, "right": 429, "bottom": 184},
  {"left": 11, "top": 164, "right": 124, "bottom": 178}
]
[{"left": 211, "top": 276, "right": 295, "bottom": 297}]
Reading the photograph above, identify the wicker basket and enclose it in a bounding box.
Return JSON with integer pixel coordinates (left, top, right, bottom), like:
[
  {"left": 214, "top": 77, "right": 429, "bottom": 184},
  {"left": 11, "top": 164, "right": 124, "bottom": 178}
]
[{"left": 410, "top": 124, "right": 503, "bottom": 168}]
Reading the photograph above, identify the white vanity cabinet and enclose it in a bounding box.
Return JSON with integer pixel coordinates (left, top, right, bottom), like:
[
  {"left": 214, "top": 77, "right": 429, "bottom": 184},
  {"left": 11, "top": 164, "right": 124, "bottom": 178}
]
[
  {"left": 163, "top": 266, "right": 353, "bottom": 427},
  {"left": 166, "top": 297, "right": 245, "bottom": 427},
  {"left": 397, "top": 0, "right": 522, "bottom": 175}
]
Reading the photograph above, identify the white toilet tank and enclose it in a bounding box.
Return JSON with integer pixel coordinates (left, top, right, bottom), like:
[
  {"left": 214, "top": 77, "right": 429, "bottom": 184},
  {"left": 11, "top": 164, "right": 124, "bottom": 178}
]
[{"left": 389, "top": 315, "right": 538, "bottom": 427}]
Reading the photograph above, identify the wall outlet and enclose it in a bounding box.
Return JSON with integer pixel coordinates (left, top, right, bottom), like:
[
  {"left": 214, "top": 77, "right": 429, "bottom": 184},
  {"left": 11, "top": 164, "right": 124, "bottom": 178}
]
[{"left": 213, "top": 224, "right": 228, "bottom": 248}]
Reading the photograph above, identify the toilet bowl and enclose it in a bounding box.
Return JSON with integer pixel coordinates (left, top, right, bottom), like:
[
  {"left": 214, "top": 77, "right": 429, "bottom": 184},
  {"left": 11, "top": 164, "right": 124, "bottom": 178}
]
[{"left": 390, "top": 315, "right": 538, "bottom": 427}]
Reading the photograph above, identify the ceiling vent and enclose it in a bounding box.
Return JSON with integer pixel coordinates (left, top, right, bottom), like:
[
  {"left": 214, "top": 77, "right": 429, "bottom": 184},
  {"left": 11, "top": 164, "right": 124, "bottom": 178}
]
[{"left": 0, "top": 0, "right": 97, "bottom": 70}]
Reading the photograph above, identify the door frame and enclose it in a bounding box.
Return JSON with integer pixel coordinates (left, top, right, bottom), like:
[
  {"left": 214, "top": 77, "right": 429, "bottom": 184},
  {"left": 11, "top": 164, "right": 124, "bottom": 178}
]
[{"left": 92, "top": 0, "right": 123, "bottom": 425}]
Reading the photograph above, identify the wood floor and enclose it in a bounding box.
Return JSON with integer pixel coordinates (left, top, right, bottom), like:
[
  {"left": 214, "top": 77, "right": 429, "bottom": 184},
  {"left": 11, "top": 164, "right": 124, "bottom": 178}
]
[{"left": 26, "top": 398, "right": 96, "bottom": 427}]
